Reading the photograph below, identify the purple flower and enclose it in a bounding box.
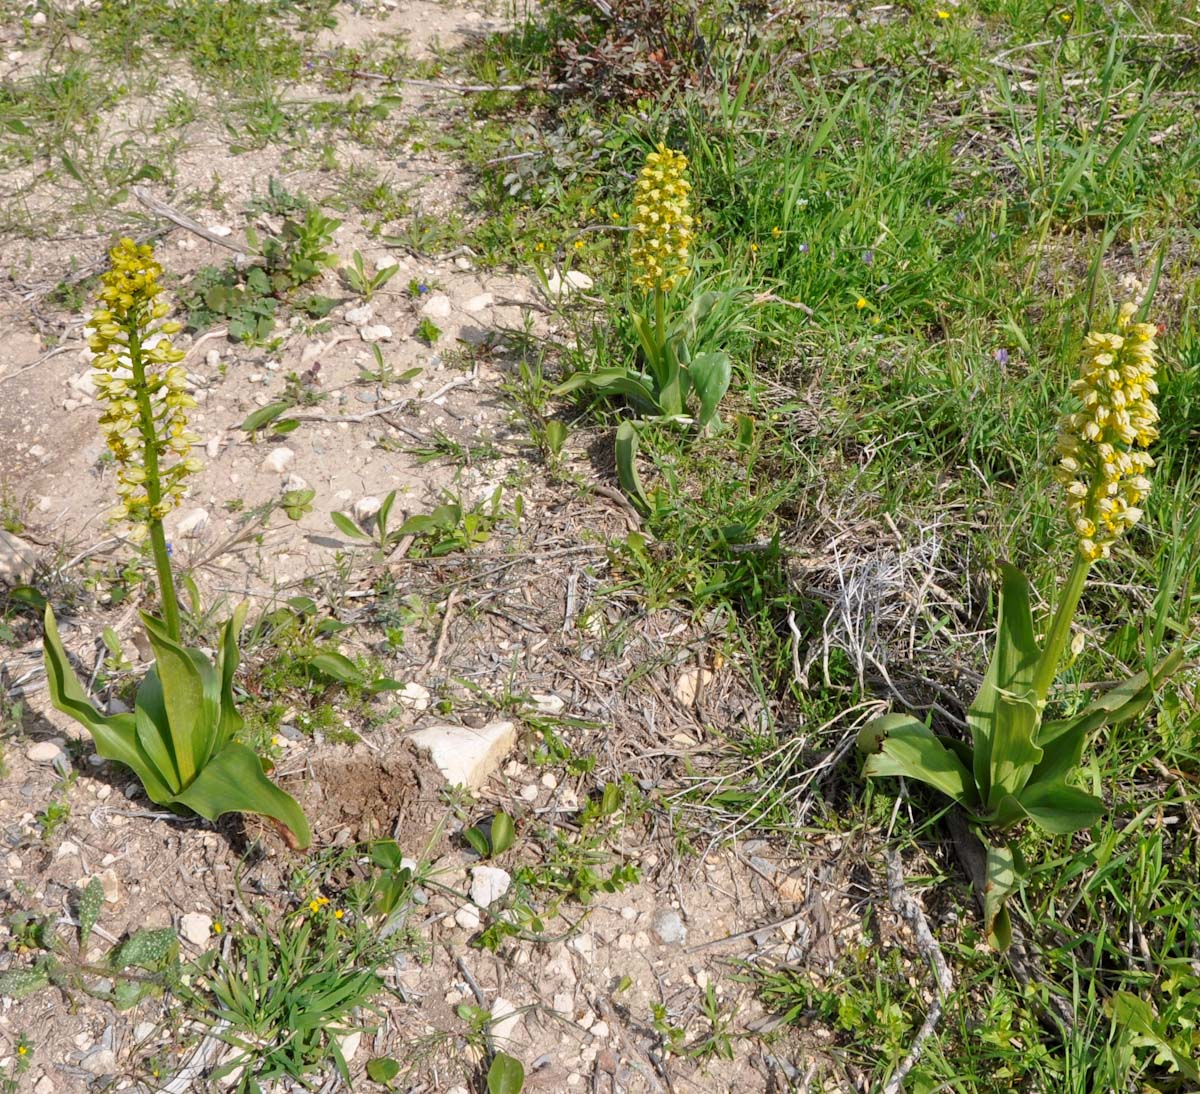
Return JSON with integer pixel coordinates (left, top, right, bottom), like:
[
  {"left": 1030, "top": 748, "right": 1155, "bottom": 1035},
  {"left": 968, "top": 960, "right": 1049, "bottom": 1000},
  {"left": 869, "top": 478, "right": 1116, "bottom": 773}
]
[
  {"left": 798, "top": 242, "right": 809, "bottom": 254},
  {"left": 994, "top": 348, "right": 1009, "bottom": 366},
  {"left": 953, "top": 211, "right": 966, "bottom": 226},
  {"left": 862, "top": 249, "right": 874, "bottom": 266},
  {"left": 417, "top": 283, "right": 429, "bottom": 295}
]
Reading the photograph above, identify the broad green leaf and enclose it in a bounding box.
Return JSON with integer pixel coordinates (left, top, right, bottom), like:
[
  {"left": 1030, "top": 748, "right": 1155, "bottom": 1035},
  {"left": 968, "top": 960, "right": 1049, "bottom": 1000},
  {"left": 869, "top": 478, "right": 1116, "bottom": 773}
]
[
  {"left": 1108, "top": 991, "right": 1200, "bottom": 1082},
  {"left": 214, "top": 604, "right": 248, "bottom": 752},
  {"left": 490, "top": 812, "right": 515, "bottom": 855},
  {"left": 628, "top": 310, "right": 662, "bottom": 376},
  {"left": 689, "top": 350, "right": 732, "bottom": 429},
  {"left": 553, "top": 369, "right": 658, "bottom": 412},
  {"left": 543, "top": 419, "right": 567, "bottom": 457},
  {"left": 615, "top": 420, "right": 650, "bottom": 515},
  {"left": 983, "top": 841, "right": 1019, "bottom": 952},
  {"left": 43, "top": 607, "right": 172, "bottom": 803},
  {"left": 463, "top": 826, "right": 490, "bottom": 857},
  {"left": 367, "top": 1057, "right": 400, "bottom": 1084},
  {"left": 969, "top": 563, "right": 1042, "bottom": 808},
  {"left": 331, "top": 511, "right": 370, "bottom": 540},
  {"left": 1015, "top": 781, "right": 1103, "bottom": 835},
  {"left": 141, "top": 613, "right": 221, "bottom": 787},
  {"left": 172, "top": 742, "right": 311, "bottom": 849},
  {"left": 487, "top": 1052, "right": 525, "bottom": 1094},
  {"left": 657, "top": 339, "right": 685, "bottom": 417},
  {"left": 135, "top": 669, "right": 183, "bottom": 793},
  {"left": 239, "top": 401, "right": 291, "bottom": 433},
  {"left": 859, "top": 714, "right": 979, "bottom": 807},
  {"left": 1039, "top": 647, "right": 1186, "bottom": 745},
  {"left": 308, "top": 651, "right": 367, "bottom": 685},
  {"left": 378, "top": 489, "right": 397, "bottom": 535}
]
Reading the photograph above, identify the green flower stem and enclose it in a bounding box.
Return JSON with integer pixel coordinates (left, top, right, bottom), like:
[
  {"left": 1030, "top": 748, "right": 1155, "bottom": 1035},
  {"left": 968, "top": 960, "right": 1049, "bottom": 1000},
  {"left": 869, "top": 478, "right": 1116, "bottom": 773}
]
[
  {"left": 653, "top": 287, "right": 667, "bottom": 381},
  {"left": 128, "top": 324, "right": 182, "bottom": 642},
  {"left": 1032, "top": 550, "right": 1091, "bottom": 703}
]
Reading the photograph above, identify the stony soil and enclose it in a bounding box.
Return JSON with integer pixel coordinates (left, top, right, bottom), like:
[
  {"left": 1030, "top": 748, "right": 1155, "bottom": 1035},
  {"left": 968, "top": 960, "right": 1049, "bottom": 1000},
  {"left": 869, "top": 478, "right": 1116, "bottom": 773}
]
[{"left": 0, "top": 3, "right": 922, "bottom": 1091}]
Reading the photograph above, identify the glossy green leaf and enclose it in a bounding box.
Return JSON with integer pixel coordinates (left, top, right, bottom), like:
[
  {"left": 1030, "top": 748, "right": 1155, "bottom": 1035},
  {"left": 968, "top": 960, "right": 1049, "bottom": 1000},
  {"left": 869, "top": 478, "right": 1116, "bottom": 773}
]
[
  {"left": 215, "top": 603, "right": 248, "bottom": 753},
  {"left": 689, "top": 350, "right": 732, "bottom": 429},
  {"left": 553, "top": 369, "right": 658, "bottom": 412},
  {"left": 1039, "top": 647, "right": 1186, "bottom": 745},
  {"left": 44, "top": 606, "right": 173, "bottom": 803},
  {"left": 367, "top": 1057, "right": 400, "bottom": 1083},
  {"left": 615, "top": 420, "right": 650, "bottom": 515},
  {"left": 487, "top": 1051, "right": 525, "bottom": 1094},
  {"left": 331, "top": 510, "right": 370, "bottom": 540},
  {"left": 859, "top": 713, "right": 979, "bottom": 807},
  {"left": 1016, "top": 780, "right": 1103, "bottom": 835},
  {"left": 969, "top": 563, "right": 1042, "bottom": 808},
  {"left": 490, "top": 812, "right": 515, "bottom": 855},
  {"left": 240, "top": 401, "right": 291, "bottom": 433},
  {"left": 308, "top": 651, "right": 367, "bottom": 685},
  {"left": 141, "top": 612, "right": 221, "bottom": 788},
  {"left": 172, "top": 742, "right": 311, "bottom": 849}
]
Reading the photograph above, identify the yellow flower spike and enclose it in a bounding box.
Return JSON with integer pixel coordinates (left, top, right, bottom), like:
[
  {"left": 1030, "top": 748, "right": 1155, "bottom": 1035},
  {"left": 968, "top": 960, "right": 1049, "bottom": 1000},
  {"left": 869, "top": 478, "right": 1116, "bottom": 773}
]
[
  {"left": 630, "top": 144, "right": 693, "bottom": 294},
  {"left": 1055, "top": 302, "right": 1159, "bottom": 562}
]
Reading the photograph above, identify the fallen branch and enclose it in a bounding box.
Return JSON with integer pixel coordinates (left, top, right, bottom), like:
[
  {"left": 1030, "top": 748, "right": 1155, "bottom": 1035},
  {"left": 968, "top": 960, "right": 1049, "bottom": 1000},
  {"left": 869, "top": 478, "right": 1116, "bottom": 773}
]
[
  {"left": 132, "top": 186, "right": 249, "bottom": 259},
  {"left": 882, "top": 848, "right": 953, "bottom": 1094}
]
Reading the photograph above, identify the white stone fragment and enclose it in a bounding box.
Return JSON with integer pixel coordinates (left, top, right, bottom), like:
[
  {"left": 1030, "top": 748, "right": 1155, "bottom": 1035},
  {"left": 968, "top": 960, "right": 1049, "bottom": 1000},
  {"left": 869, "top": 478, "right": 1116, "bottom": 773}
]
[
  {"left": 420, "top": 293, "right": 452, "bottom": 319},
  {"left": 262, "top": 447, "right": 295, "bottom": 474},
  {"left": 470, "top": 866, "right": 511, "bottom": 908},
  {"left": 179, "top": 912, "right": 214, "bottom": 946},
  {"left": 408, "top": 721, "right": 517, "bottom": 789},
  {"left": 175, "top": 508, "right": 209, "bottom": 539}
]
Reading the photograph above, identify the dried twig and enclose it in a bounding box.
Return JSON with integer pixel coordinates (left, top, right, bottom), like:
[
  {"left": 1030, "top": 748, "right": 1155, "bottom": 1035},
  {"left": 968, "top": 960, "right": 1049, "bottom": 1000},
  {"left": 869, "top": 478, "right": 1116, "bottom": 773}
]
[
  {"left": 132, "top": 186, "right": 248, "bottom": 259},
  {"left": 882, "top": 849, "right": 952, "bottom": 1094}
]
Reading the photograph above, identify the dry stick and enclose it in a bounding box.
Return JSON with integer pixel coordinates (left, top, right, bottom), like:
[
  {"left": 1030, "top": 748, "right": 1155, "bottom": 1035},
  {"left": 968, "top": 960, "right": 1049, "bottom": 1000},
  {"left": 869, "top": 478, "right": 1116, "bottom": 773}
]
[
  {"left": 882, "top": 849, "right": 953, "bottom": 1094},
  {"left": 428, "top": 589, "right": 462, "bottom": 672},
  {"left": 132, "top": 186, "right": 249, "bottom": 258},
  {"left": 0, "top": 343, "right": 76, "bottom": 386}
]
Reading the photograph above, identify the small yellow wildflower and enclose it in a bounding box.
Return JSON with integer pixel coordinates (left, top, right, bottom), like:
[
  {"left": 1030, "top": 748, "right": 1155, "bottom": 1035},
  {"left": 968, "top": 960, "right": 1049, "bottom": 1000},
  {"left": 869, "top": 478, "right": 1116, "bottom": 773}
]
[
  {"left": 855, "top": 297, "right": 868, "bottom": 310},
  {"left": 750, "top": 243, "right": 758, "bottom": 254},
  {"left": 630, "top": 143, "right": 694, "bottom": 294},
  {"left": 936, "top": 9, "right": 951, "bottom": 19},
  {"left": 334, "top": 909, "right": 344, "bottom": 919},
  {"left": 17, "top": 1046, "right": 28, "bottom": 1057},
  {"left": 534, "top": 242, "right": 545, "bottom": 252},
  {"left": 1060, "top": 12, "right": 1071, "bottom": 22},
  {"left": 89, "top": 239, "right": 198, "bottom": 531},
  {"left": 573, "top": 239, "right": 584, "bottom": 251},
  {"left": 212, "top": 921, "right": 223, "bottom": 934},
  {"left": 771, "top": 226, "right": 782, "bottom": 238},
  {"left": 1054, "top": 302, "right": 1158, "bottom": 563}
]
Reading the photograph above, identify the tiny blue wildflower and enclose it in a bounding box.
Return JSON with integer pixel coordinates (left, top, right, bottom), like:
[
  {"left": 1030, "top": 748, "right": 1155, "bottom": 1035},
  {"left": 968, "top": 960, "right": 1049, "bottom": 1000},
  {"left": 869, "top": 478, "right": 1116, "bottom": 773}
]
[{"left": 994, "top": 348, "right": 1009, "bottom": 366}]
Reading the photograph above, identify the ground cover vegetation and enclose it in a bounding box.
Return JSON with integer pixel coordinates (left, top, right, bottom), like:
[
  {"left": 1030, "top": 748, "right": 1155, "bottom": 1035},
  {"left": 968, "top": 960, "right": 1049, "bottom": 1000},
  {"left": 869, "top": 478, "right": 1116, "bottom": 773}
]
[
  {"left": 0, "top": 0, "right": 1198, "bottom": 1090},
  {"left": 445, "top": 0, "right": 1200, "bottom": 1087}
]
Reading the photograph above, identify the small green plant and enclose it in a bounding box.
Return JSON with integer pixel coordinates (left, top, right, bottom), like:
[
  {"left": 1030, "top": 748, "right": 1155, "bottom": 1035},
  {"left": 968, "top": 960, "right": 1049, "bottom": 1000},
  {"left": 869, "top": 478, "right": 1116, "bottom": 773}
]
[
  {"left": 463, "top": 812, "right": 515, "bottom": 858},
  {"left": 554, "top": 144, "right": 734, "bottom": 511},
  {"left": 415, "top": 315, "right": 441, "bottom": 345},
  {"left": 343, "top": 248, "right": 399, "bottom": 301},
  {"left": 34, "top": 798, "right": 70, "bottom": 842},
  {"left": 197, "top": 903, "right": 381, "bottom": 1091},
  {"left": 333, "top": 489, "right": 514, "bottom": 558},
  {"left": 857, "top": 304, "right": 1185, "bottom": 949},
  {"left": 359, "top": 344, "right": 421, "bottom": 386},
  {"left": 245, "top": 207, "right": 341, "bottom": 293},
  {"left": 0, "top": 878, "right": 180, "bottom": 1009},
  {"left": 43, "top": 240, "right": 310, "bottom": 849}
]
